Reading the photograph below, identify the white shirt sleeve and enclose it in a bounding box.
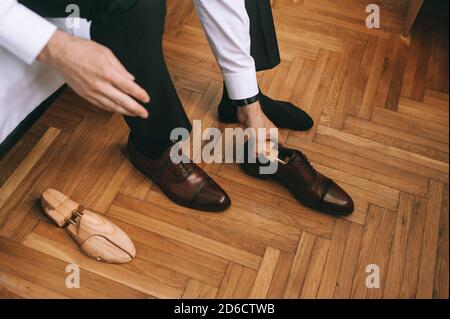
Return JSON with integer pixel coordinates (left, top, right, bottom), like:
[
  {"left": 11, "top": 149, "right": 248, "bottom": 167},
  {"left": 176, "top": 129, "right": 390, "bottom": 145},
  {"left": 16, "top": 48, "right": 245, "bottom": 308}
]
[
  {"left": 193, "top": 0, "right": 259, "bottom": 100},
  {"left": 0, "top": 0, "right": 57, "bottom": 64}
]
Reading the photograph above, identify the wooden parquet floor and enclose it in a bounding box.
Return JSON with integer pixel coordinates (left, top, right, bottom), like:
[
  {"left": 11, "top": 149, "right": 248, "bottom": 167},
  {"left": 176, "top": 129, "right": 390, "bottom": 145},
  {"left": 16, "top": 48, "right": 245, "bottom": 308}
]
[{"left": 0, "top": 0, "right": 448, "bottom": 299}]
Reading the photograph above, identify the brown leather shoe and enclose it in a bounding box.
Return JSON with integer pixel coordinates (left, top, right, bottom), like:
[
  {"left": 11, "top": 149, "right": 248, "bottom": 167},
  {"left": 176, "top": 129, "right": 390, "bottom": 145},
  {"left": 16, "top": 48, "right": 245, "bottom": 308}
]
[
  {"left": 127, "top": 139, "right": 231, "bottom": 212},
  {"left": 240, "top": 143, "right": 354, "bottom": 216}
]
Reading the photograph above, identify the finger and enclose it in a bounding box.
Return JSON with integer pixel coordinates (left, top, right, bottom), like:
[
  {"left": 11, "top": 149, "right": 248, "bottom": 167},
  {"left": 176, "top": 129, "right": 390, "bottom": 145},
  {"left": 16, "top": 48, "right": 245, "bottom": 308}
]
[
  {"left": 114, "top": 63, "right": 135, "bottom": 81},
  {"left": 250, "top": 131, "right": 264, "bottom": 157},
  {"left": 107, "top": 86, "right": 149, "bottom": 118},
  {"left": 85, "top": 97, "right": 109, "bottom": 112},
  {"left": 104, "top": 84, "right": 149, "bottom": 118},
  {"left": 80, "top": 93, "right": 119, "bottom": 114},
  {"left": 93, "top": 94, "right": 136, "bottom": 117},
  {"left": 110, "top": 69, "right": 150, "bottom": 104},
  {"left": 266, "top": 126, "right": 283, "bottom": 145},
  {"left": 106, "top": 50, "right": 135, "bottom": 80}
]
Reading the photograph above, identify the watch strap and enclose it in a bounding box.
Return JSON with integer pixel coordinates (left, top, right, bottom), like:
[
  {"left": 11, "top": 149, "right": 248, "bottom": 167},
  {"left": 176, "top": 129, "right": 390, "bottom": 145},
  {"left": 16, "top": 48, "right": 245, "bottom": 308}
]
[{"left": 230, "top": 93, "right": 260, "bottom": 107}]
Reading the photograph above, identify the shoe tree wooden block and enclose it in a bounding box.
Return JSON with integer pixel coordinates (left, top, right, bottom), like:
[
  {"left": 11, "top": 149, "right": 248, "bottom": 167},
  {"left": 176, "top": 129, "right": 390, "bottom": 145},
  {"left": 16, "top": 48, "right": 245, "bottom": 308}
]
[
  {"left": 260, "top": 141, "right": 286, "bottom": 164},
  {"left": 41, "top": 189, "right": 136, "bottom": 264}
]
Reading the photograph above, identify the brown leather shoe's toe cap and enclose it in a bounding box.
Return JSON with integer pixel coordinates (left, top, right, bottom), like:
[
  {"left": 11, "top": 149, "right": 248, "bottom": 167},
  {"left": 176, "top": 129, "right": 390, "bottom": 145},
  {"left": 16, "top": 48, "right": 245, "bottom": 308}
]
[
  {"left": 190, "top": 180, "right": 231, "bottom": 212},
  {"left": 321, "top": 181, "right": 354, "bottom": 215}
]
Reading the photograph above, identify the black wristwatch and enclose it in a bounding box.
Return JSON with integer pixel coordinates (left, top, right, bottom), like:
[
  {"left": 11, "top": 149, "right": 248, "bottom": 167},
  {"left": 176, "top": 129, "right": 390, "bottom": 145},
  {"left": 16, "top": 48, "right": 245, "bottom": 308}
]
[{"left": 231, "top": 93, "right": 260, "bottom": 107}]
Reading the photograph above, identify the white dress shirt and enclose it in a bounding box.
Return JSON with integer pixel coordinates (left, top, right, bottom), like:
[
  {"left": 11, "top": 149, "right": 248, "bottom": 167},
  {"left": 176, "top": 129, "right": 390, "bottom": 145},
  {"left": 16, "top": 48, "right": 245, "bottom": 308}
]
[{"left": 0, "top": 0, "right": 258, "bottom": 100}]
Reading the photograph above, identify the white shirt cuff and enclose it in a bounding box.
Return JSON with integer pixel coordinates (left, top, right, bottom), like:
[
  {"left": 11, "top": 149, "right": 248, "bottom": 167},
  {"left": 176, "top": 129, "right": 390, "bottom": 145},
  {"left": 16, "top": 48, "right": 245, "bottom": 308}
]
[
  {"left": 0, "top": 3, "right": 57, "bottom": 64},
  {"left": 223, "top": 66, "right": 259, "bottom": 100}
]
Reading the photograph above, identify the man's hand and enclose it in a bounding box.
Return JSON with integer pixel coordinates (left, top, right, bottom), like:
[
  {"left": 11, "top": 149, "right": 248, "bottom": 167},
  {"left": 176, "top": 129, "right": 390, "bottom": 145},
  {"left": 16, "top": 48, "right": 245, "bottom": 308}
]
[
  {"left": 237, "top": 101, "right": 284, "bottom": 156},
  {"left": 38, "top": 30, "right": 150, "bottom": 118}
]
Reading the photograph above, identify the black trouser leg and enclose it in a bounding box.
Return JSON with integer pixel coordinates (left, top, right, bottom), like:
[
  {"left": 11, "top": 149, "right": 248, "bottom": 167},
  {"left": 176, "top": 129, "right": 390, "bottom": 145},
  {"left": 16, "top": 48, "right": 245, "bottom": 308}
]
[
  {"left": 219, "top": 0, "right": 314, "bottom": 131},
  {"left": 20, "top": 0, "right": 191, "bottom": 157},
  {"left": 245, "top": 0, "right": 281, "bottom": 71},
  {"left": 220, "top": 0, "right": 281, "bottom": 100}
]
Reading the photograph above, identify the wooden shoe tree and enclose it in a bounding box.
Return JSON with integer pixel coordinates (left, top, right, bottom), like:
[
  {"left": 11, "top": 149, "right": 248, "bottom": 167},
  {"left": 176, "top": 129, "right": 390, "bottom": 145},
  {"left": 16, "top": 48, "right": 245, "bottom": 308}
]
[
  {"left": 263, "top": 141, "right": 287, "bottom": 165},
  {"left": 41, "top": 189, "right": 136, "bottom": 264}
]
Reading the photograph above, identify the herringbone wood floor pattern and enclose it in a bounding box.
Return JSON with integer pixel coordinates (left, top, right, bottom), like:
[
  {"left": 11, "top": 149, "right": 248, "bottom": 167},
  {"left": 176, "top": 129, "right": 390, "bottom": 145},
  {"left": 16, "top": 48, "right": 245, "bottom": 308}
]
[{"left": 0, "top": 0, "right": 448, "bottom": 299}]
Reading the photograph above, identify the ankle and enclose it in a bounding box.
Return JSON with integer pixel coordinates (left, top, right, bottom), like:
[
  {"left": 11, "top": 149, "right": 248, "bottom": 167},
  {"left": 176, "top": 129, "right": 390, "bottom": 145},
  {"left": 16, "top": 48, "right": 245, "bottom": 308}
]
[{"left": 236, "top": 101, "right": 263, "bottom": 126}]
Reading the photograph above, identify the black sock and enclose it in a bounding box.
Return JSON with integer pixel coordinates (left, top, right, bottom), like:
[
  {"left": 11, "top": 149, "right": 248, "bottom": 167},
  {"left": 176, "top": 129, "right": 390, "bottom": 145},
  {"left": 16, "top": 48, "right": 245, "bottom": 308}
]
[{"left": 218, "top": 84, "right": 314, "bottom": 131}]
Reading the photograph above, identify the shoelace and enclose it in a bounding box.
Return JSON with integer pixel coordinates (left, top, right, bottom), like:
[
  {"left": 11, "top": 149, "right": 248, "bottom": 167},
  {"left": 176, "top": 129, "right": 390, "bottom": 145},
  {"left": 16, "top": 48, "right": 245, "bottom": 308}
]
[
  {"left": 176, "top": 161, "right": 194, "bottom": 177},
  {"left": 296, "top": 152, "right": 317, "bottom": 177}
]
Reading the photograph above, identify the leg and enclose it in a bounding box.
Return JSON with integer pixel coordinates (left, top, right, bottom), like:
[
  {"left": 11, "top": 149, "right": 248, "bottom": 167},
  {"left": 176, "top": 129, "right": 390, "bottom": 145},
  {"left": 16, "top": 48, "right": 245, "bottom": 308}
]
[
  {"left": 403, "top": 0, "right": 424, "bottom": 36},
  {"left": 21, "top": 0, "right": 230, "bottom": 212},
  {"left": 245, "top": 0, "right": 281, "bottom": 72},
  {"left": 20, "top": 0, "right": 192, "bottom": 157},
  {"left": 218, "top": 0, "right": 313, "bottom": 131}
]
